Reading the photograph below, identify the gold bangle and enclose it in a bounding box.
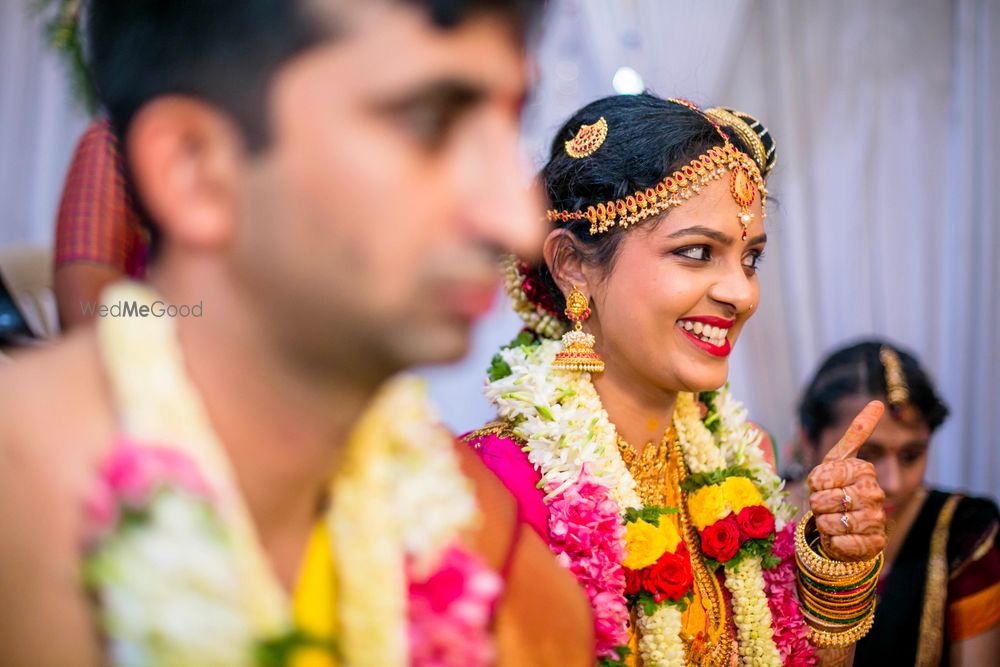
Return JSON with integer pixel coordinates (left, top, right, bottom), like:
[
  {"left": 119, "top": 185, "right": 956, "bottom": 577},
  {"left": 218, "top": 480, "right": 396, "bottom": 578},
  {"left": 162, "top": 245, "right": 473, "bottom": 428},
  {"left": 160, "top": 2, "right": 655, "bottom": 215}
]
[
  {"left": 800, "top": 609, "right": 857, "bottom": 631},
  {"left": 798, "top": 593, "right": 875, "bottom": 623},
  {"left": 797, "top": 554, "right": 883, "bottom": 591},
  {"left": 795, "top": 549, "right": 881, "bottom": 588},
  {"left": 795, "top": 511, "right": 882, "bottom": 579},
  {"left": 797, "top": 583, "right": 876, "bottom": 611},
  {"left": 807, "top": 611, "right": 876, "bottom": 648}
]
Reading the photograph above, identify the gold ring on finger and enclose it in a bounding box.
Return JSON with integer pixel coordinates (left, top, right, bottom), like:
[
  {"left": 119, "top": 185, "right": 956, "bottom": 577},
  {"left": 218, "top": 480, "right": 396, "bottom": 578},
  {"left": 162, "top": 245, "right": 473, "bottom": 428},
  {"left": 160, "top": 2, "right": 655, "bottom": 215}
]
[{"left": 840, "top": 513, "right": 850, "bottom": 531}]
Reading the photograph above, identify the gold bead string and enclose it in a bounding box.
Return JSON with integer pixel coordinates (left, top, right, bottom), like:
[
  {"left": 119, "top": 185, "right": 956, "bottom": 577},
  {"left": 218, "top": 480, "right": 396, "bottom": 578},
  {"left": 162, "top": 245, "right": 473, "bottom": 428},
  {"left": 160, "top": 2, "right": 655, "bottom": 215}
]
[{"left": 668, "top": 428, "right": 734, "bottom": 667}]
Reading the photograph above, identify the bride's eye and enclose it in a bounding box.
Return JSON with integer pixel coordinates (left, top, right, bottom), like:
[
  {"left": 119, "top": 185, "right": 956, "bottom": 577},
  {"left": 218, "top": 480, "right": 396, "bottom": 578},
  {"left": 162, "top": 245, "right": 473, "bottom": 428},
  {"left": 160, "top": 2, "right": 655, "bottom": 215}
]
[
  {"left": 675, "top": 246, "right": 711, "bottom": 261},
  {"left": 743, "top": 250, "right": 765, "bottom": 271}
]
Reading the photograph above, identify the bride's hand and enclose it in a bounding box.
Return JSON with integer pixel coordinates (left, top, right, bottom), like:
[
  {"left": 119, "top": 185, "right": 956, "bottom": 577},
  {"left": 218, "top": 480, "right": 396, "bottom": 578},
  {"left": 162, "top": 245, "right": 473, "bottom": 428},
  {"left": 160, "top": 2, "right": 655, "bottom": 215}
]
[{"left": 806, "top": 401, "right": 887, "bottom": 562}]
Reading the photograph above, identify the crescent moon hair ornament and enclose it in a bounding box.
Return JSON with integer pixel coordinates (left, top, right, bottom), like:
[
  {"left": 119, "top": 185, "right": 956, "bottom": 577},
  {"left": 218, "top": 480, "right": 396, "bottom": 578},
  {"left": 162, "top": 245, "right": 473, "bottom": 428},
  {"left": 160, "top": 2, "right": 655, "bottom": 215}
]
[{"left": 565, "top": 117, "right": 609, "bottom": 159}]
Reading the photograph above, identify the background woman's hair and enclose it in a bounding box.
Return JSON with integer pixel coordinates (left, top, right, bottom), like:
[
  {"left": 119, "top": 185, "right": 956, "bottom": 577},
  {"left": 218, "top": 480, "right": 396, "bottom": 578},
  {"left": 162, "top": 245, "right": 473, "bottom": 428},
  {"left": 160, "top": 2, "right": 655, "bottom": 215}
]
[
  {"left": 532, "top": 93, "right": 759, "bottom": 319},
  {"left": 798, "top": 339, "right": 950, "bottom": 444}
]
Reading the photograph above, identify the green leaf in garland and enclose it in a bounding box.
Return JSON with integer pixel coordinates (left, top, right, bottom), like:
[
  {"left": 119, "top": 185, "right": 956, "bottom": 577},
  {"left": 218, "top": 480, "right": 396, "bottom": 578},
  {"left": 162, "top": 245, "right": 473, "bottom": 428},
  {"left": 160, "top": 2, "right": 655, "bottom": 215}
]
[
  {"left": 623, "top": 505, "right": 678, "bottom": 526},
  {"left": 720, "top": 536, "right": 777, "bottom": 571},
  {"left": 637, "top": 591, "right": 659, "bottom": 617},
  {"left": 535, "top": 404, "right": 555, "bottom": 421},
  {"left": 680, "top": 466, "right": 757, "bottom": 493},
  {"left": 702, "top": 556, "right": 722, "bottom": 572},
  {"left": 487, "top": 353, "right": 512, "bottom": 382},
  {"left": 597, "top": 645, "right": 632, "bottom": 667},
  {"left": 760, "top": 550, "right": 782, "bottom": 570},
  {"left": 486, "top": 330, "right": 540, "bottom": 381},
  {"left": 698, "top": 389, "right": 723, "bottom": 433},
  {"left": 254, "top": 630, "right": 338, "bottom": 667}
]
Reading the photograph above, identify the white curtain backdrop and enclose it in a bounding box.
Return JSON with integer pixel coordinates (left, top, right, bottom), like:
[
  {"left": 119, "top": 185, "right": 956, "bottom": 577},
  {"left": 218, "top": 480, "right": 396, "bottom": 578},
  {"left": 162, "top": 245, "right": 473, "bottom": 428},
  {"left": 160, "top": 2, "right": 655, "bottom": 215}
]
[
  {"left": 0, "top": 0, "right": 90, "bottom": 246},
  {"left": 1, "top": 1, "right": 996, "bottom": 500}
]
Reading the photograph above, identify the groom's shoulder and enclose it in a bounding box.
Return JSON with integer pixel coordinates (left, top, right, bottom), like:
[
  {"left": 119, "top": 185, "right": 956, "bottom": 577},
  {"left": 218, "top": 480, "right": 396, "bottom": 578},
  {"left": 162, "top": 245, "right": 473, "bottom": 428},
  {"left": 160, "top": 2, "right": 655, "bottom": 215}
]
[
  {"left": 0, "top": 328, "right": 117, "bottom": 493},
  {"left": 0, "top": 330, "right": 111, "bottom": 665}
]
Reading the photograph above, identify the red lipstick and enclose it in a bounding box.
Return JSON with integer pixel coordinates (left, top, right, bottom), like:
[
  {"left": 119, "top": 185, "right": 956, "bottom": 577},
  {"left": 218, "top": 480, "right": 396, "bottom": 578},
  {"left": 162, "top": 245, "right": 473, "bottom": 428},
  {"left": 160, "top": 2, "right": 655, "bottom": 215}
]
[{"left": 676, "top": 316, "right": 736, "bottom": 358}]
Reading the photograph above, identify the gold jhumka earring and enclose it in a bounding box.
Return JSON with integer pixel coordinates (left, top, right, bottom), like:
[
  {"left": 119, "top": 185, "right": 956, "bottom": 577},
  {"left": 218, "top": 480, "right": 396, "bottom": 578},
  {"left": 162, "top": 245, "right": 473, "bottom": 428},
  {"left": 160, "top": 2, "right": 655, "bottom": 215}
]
[{"left": 551, "top": 285, "right": 605, "bottom": 373}]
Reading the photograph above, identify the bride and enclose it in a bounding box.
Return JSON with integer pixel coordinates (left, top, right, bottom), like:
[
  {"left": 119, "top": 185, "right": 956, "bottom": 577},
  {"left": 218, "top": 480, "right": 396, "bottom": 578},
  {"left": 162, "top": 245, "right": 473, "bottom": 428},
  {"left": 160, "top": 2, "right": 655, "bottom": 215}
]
[{"left": 468, "top": 94, "right": 888, "bottom": 666}]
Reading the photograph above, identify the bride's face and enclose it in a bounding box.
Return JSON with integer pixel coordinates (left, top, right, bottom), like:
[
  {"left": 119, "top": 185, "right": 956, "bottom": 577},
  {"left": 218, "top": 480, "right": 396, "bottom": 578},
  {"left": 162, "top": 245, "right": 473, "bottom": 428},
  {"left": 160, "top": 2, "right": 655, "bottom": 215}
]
[{"left": 585, "top": 175, "right": 766, "bottom": 394}]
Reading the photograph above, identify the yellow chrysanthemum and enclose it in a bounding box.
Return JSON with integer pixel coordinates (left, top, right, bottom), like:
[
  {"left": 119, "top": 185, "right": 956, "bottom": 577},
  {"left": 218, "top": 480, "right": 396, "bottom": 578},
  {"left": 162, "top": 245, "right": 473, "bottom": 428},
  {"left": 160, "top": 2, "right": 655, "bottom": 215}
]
[
  {"left": 721, "top": 476, "right": 763, "bottom": 514},
  {"left": 688, "top": 484, "right": 729, "bottom": 531},
  {"left": 623, "top": 519, "right": 669, "bottom": 569}
]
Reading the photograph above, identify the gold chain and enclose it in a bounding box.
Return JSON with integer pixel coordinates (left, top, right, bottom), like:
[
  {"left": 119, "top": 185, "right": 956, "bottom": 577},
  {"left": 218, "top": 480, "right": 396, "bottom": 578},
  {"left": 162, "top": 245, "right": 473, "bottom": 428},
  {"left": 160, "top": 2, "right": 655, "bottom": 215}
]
[{"left": 668, "top": 428, "right": 734, "bottom": 667}]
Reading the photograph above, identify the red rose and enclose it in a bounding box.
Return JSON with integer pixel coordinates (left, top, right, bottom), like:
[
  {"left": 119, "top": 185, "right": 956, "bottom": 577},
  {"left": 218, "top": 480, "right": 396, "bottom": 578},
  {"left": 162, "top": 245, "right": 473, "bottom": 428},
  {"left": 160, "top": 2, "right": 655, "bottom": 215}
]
[
  {"left": 699, "top": 515, "right": 742, "bottom": 562},
  {"left": 641, "top": 547, "right": 693, "bottom": 602},
  {"left": 624, "top": 567, "right": 642, "bottom": 596},
  {"left": 736, "top": 505, "right": 775, "bottom": 540}
]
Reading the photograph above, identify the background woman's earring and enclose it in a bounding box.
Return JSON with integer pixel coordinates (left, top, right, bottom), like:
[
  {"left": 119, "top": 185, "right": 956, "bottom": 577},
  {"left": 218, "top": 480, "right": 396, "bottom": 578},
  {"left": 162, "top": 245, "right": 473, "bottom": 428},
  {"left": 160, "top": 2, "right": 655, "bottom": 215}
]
[{"left": 552, "top": 285, "right": 605, "bottom": 373}]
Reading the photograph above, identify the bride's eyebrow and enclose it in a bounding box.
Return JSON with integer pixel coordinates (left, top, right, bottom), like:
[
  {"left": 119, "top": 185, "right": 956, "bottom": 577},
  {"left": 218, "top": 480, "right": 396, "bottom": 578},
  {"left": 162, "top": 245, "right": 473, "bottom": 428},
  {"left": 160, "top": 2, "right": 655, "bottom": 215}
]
[
  {"left": 665, "top": 226, "right": 767, "bottom": 248},
  {"left": 667, "top": 226, "right": 733, "bottom": 244}
]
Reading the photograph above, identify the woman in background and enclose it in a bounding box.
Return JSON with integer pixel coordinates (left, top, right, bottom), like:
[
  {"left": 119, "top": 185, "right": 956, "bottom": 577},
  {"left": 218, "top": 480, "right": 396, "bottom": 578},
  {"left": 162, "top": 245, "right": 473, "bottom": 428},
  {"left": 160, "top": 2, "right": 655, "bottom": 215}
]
[
  {"left": 53, "top": 118, "right": 149, "bottom": 329},
  {"left": 794, "top": 340, "right": 1000, "bottom": 665}
]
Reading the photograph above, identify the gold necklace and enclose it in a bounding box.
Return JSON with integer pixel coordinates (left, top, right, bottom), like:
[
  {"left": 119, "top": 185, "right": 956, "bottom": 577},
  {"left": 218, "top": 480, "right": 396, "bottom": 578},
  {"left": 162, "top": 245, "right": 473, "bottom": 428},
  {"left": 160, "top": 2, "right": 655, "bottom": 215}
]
[
  {"left": 616, "top": 426, "right": 672, "bottom": 506},
  {"left": 617, "top": 426, "right": 734, "bottom": 666}
]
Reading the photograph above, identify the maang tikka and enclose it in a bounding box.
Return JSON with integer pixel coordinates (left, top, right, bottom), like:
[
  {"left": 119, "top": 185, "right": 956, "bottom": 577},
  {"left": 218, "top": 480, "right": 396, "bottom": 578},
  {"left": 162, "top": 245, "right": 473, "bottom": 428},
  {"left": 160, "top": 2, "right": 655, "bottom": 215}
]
[{"left": 551, "top": 285, "right": 605, "bottom": 373}]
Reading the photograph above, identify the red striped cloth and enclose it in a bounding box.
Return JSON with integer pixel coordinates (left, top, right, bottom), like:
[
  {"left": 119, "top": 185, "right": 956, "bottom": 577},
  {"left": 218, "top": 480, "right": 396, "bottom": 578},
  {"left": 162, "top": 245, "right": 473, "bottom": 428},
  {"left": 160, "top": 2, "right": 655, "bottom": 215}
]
[{"left": 54, "top": 118, "right": 149, "bottom": 278}]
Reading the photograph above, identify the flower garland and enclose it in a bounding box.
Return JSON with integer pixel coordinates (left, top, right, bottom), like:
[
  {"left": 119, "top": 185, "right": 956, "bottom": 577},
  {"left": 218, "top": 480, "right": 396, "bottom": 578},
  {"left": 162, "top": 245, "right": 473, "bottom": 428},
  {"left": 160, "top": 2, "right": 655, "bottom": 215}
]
[
  {"left": 546, "top": 469, "right": 631, "bottom": 657},
  {"left": 331, "top": 375, "right": 487, "bottom": 667},
  {"left": 674, "top": 392, "right": 784, "bottom": 666},
  {"left": 501, "top": 255, "right": 568, "bottom": 342},
  {"left": 762, "top": 524, "right": 818, "bottom": 666},
  {"left": 87, "top": 281, "right": 493, "bottom": 667},
  {"left": 84, "top": 444, "right": 258, "bottom": 667},
  {"left": 485, "top": 335, "right": 809, "bottom": 666}
]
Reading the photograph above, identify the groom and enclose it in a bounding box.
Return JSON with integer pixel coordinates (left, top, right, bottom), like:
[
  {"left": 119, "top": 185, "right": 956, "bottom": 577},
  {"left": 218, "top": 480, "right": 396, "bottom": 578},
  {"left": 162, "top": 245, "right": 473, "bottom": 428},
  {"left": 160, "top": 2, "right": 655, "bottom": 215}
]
[{"left": 0, "top": 1, "right": 591, "bottom": 665}]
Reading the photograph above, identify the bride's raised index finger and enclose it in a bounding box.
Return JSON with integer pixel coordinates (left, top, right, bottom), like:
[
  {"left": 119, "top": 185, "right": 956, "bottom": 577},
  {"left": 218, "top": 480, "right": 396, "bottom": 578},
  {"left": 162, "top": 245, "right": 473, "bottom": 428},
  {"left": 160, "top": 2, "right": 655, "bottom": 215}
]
[{"left": 822, "top": 401, "right": 885, "bottom": 463}]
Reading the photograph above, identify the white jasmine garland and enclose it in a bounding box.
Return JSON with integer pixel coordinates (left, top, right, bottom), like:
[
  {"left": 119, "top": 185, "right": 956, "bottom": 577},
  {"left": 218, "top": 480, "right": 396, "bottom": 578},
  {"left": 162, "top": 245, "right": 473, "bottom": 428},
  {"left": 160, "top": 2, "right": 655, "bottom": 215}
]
[
  {"left": 723, "top": 560, "right": 782, "bottom": 667},
  {"left": 674, "top": 392, "right": 727, "bottom": 473},
  {"left": 638, "top": 605, "right": 685, "bottom": 667},
  {"left": 379, "top": 376, "right": 480, "bottom": 577},
  {"left": 676, "top": 389, "right": 784, "bottom": 664},
  {"left": 485, "top": 339, "right": 641, "bottom": 509}
]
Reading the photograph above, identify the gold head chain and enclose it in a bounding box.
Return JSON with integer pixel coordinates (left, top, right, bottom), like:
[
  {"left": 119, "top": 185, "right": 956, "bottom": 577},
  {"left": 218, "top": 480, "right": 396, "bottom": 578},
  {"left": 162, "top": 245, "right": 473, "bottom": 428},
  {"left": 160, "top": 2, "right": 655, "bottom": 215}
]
[{"left": 554, "top": 100, "right": 770, "bottom": 241}]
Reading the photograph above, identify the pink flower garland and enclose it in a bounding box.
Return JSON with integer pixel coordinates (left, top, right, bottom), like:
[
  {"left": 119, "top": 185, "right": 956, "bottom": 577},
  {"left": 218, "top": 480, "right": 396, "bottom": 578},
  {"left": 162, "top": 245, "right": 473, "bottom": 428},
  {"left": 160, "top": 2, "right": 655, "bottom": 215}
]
[
  {"left": 545, "top": 468, "right": 630, "bottom": 660},
  {"left": 762, "top": 523, "right": 817, "bottom": 666},
  {"left": 85, "top": 440, "right": 213, "bottom": 541},
  {"left": 408, "top": 545, "right": 503, "bottom": 667}
]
